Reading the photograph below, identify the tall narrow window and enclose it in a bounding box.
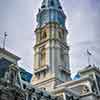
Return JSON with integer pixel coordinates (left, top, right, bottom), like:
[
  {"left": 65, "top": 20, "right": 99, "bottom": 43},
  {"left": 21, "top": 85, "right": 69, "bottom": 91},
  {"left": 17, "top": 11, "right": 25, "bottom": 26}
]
[
  {"left": 59, "top": 31, "right": 64, "bottom": 40},
  {"left": 40, "top": 31, "right": 47, "bottom": 40},
  {"left": 42, "top": 32, "right": 47, "bottom": 39},
  {"left": 40, "top": 47, "right": 46, "bottom": 67},
  {"left": 60, "top": 48, "right": 64, "bottom": 63}
]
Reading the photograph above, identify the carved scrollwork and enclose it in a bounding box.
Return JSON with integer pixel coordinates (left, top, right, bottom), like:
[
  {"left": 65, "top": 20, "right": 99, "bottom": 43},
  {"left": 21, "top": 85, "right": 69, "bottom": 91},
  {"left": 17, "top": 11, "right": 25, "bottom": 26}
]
[{"left": 80, "top": 86, "right": 90, "bottom": 94}]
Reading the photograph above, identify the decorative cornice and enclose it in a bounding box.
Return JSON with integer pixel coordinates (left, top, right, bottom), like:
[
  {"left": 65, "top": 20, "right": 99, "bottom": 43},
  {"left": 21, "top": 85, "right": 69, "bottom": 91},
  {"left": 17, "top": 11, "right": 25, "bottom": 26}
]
[
  {"left": 34, "top": 38, "right": 69, "bottom": 49},
  {"left": 56, "top": 77, "right": 93, "bottom": 88},
  {"left": 0, "top": 48, "right": 20, "bottom": 61},
  {"left": 35, "top": 22, "right": 68, "bottom": 33},
  {"left": 79, "top": 65, "right": 100, "bottom": 74},
  {"left": 34, "top": 65, "right": 48, "bottom": 74}
]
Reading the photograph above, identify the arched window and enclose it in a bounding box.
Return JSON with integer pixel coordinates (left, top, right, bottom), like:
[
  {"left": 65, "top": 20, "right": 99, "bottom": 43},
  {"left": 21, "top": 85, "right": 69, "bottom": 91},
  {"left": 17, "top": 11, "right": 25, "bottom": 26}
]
[
  {"left": 40, "top": 48, "right": 46, "bottom": 67},
  {"left": 42, "top": 32, "right": 47, "bottom": 39},
  {"left": 40, "top": 31, "right": 47, "bottom": 40}
]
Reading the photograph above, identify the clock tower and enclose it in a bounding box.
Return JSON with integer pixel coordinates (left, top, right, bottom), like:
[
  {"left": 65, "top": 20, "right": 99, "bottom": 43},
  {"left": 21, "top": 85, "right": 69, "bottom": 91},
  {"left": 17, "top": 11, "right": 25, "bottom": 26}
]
[{"left": 32, "top": 0, "right": 71, "bottom": 91}]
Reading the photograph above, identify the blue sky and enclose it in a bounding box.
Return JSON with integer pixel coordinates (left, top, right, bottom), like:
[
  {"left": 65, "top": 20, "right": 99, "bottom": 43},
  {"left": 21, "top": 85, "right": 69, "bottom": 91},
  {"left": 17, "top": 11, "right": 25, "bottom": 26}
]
[{"left": 0, "top": 0, "right": 100, "bottom": 76}]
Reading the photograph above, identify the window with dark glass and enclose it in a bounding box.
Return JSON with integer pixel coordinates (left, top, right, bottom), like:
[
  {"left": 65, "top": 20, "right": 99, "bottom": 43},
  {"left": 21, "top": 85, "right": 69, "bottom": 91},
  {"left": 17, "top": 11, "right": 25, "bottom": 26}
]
[
  {"left": 50, "top": 1, "right": 54, "bottom": 6},
  {"left": 37, "top": 73, "right": 40, "bottom": 79},
  {"left": 23, "top": 84, "right": 26, "bottom": 89}
]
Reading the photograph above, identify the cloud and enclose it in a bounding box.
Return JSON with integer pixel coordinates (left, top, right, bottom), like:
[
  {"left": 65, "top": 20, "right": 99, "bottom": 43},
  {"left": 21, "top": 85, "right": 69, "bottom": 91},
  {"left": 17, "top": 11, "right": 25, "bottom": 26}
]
[{"left": 0, "top": 0, "right": 100, "bottom": 75}]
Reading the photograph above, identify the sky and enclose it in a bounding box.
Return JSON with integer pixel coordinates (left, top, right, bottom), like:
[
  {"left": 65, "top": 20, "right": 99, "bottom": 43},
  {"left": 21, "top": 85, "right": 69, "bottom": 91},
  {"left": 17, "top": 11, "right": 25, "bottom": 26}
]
[{"left": 0, "top": 0, "right": 100, "bottom": 76}]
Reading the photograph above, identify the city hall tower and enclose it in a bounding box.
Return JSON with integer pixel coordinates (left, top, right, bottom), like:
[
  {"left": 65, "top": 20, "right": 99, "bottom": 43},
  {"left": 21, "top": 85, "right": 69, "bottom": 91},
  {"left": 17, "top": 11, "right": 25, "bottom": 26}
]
[{"left": 32, "top": 0, "right": 71, "bottom": 91}]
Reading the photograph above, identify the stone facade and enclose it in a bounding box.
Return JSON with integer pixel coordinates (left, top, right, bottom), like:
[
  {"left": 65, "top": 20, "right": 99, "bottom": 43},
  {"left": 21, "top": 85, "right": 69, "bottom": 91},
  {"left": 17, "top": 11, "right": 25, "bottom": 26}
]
[
  {"left": 32, "top": 0, "right": 71, "bottom": 90},
  {"left": 0, "top": 48, "right": 57, "bottom": 100},
  {"left": 0, "top": 52, "right": 99, "bottom": 100},
  {"left": 31, "top": 0, "right": 100, "bottom": 100}
]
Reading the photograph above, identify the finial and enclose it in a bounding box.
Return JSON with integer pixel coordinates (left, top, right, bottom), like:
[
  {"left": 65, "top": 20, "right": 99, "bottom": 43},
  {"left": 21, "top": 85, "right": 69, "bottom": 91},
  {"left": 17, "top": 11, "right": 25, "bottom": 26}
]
[
  {"left": 3, "top": 32, "right": 7, "bottom": 49},
  {"left": 87, "top": 49, "right": 92, "bottom": 66}
]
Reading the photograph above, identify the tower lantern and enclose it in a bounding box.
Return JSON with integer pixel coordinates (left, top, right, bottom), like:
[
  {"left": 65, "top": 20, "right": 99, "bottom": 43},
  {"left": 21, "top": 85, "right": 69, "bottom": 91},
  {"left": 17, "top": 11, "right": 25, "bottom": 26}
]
[{"left": 36, "top": 0, "right": 66, "bottom": 28}]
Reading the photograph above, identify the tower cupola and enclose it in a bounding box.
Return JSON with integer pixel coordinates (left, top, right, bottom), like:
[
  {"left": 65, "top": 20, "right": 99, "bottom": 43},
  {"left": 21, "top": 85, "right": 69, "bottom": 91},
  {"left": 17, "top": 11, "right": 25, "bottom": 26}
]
[{"left": 37, "top": 0, "right": 66, "bottom": 28}]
